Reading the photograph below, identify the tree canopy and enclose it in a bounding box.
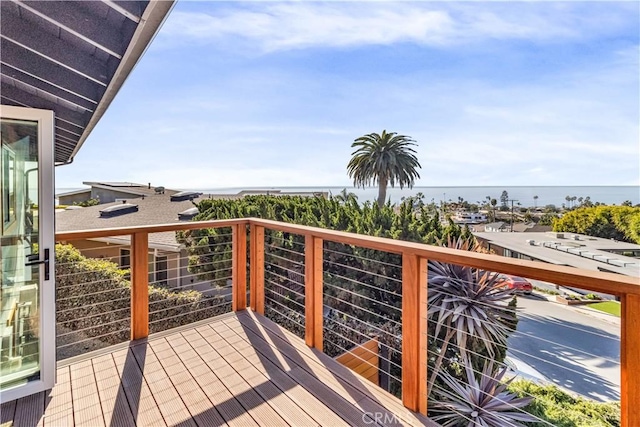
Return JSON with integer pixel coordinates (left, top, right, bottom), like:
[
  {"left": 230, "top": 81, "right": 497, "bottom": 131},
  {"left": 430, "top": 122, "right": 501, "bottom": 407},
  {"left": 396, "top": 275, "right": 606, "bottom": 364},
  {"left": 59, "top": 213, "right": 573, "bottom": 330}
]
[
  {"left": 347, "top": 130, "right": 421, "bottom": 207},
  {"left": 553, "top": 206, "right": 640, "bottom": 244}
]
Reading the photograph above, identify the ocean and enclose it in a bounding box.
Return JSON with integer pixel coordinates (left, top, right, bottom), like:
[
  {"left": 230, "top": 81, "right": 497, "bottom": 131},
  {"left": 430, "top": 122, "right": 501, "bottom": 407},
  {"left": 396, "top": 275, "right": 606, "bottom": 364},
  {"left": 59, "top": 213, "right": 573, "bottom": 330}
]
[{"left": 55, "top": 186, "right": 639, "bottom": 208}]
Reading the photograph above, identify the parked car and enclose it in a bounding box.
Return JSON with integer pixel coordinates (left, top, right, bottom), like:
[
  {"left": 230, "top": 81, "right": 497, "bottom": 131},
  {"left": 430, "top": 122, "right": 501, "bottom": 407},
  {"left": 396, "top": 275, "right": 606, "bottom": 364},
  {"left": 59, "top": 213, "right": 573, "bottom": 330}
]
[{"left": 498, "top": 274, "right": 533, "bottom": 295}]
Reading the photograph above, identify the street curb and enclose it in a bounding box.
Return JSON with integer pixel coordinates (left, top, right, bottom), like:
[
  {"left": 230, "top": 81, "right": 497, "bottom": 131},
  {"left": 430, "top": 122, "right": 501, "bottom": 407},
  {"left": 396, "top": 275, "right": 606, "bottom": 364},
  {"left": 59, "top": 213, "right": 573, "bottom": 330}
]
[
  {"left": 532, "top": 291, "right": 621, "bottom": 325},
  {"left": 577, "top": 306, "right": 621, "bottom": 325},
  {"left": 531, "top": 291, "right": 557, "bottom": 302}
]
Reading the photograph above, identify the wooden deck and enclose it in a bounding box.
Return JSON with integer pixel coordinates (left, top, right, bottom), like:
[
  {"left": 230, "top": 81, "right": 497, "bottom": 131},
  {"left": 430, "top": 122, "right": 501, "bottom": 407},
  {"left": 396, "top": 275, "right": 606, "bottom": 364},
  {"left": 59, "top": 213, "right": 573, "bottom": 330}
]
[{"left": 1, "top": 311, "right": 434, "bottom": 426}]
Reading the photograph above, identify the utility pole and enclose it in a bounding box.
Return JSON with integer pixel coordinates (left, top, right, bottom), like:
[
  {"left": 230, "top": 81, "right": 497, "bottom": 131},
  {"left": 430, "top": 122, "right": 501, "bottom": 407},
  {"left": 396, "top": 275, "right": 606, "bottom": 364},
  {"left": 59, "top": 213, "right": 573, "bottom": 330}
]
[{"left": 509, "top": 199, "right": 519, "bottom": 232}]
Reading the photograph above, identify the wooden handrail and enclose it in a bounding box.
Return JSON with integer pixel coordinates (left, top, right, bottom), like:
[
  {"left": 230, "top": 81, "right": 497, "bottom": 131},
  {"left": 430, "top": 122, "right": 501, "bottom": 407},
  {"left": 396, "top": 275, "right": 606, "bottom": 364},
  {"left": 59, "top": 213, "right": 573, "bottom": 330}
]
[
  {"left": 55, "top": 218, "right": 249, "bottom": 241},
  {"left": 55, "top": 217, "right": 638, "bottom": 296},
  {"left": 54, "top": 217, "right": 639, "bottom": 425},
  {"left": 248, "top": 218, "right": 639, "bottom": 296}
]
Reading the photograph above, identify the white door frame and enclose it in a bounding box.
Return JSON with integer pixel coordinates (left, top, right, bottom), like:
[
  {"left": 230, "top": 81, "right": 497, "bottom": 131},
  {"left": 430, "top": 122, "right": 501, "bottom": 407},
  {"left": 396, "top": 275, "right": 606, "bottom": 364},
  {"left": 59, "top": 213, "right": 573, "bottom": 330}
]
[{"left": 0, "top": 105, "right": 55, "bottom": 402}]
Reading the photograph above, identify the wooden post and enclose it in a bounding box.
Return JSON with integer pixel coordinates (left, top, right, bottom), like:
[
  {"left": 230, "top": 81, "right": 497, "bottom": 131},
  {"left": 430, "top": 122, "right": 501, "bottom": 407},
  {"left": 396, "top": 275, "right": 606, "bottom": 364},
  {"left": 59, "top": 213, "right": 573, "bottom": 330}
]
[
  {"left": 131, "top": 232, "right": 149, "bottom": 340},
  {"left": 232, "top": 224, "right": 247, "bottom": 311},
  {"left": 401, "top": 253, "right": 428, "bottom": 415},
  {"left": 305, "top": 235, "right": 323, "bottom": 350},
  {"left": 250, "top": 224, "right": 265, "bottom": 314},
  {"left": 621, "top": 293, "right": 640, "bottom": 427}
]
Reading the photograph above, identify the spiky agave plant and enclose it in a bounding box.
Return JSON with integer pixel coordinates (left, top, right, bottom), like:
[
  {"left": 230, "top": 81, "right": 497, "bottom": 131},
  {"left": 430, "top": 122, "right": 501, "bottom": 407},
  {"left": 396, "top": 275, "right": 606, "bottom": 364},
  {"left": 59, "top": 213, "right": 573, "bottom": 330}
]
[
  {"left": 427, "top": 237, "right": 516, "bottom": 396},
  {"left": 430, "top": 358, "right": 536, "bottom": 427}
]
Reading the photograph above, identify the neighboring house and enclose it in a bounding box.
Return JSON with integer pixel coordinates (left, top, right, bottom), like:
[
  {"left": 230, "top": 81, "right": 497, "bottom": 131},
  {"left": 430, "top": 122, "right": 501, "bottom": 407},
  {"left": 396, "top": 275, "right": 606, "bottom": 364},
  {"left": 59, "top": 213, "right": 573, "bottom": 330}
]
[
  {"left": 0, "top": 1, "right": 174, "bottom": 400},
  {"left": 480, "top": 221, "right": 552, "bottom": 233},
  {"left": 483, "top": 222, "right": 509, "bottom": 232},
  {"left": 55, "top": 186, "right": 328, "bottom": 294},
  {"left": 57, "top": 181, "right": 167, "bottom": 205},
  {"left": 451, "top": 211, "right": 487, "bottom": 224},
  {"left": 58, "top": 183, "right": 328, "bottom": 206},
  {"left": 474, "top": 231, "right": 640, "bottom": 277},
  {"left": 55, "top": 190, "right": 215, "bottom": 294}
]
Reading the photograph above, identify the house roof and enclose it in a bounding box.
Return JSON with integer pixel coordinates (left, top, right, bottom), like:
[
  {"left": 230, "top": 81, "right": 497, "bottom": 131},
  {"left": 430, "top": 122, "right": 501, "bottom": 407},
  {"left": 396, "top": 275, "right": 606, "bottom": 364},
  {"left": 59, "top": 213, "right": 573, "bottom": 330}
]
[
  {"left": 483, "top": 222, "right": 506, "bottom": 229},
  {"left": 55, "top": 191, "right": 207, "bottom": 250},
  {"left": 0, "top": 1, "right": 175, "bottom": 164},
  {"left": 474, "top": 231, "right": 640, "bottom": 277},
  {"left": 56, "top": 181, "right": 172, "bottom": 198}
]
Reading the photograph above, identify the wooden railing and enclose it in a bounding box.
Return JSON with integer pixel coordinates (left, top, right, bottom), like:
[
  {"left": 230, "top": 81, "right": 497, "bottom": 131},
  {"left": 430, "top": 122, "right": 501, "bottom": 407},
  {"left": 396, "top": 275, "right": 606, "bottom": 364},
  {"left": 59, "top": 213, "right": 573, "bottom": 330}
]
[{"left": 56, "top": 218, "right": 640, "bottom": 425}]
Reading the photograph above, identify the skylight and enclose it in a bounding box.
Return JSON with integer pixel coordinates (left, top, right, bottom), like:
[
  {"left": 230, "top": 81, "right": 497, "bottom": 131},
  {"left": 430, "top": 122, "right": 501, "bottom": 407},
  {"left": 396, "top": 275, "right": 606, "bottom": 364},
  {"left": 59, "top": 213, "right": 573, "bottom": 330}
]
[
  {"left": 99, "top": 204, "right": 139, "bottom": 218},
  {"left": 170, "top": 191, "right": 202, "bottom": 202}
]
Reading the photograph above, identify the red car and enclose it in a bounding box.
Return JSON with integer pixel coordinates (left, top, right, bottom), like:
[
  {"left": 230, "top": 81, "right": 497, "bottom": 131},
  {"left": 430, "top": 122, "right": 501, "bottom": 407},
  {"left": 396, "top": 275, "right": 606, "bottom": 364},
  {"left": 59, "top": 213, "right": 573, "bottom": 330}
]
[{"left": 498, "top": 274, "right": 533, "bottom": 295}]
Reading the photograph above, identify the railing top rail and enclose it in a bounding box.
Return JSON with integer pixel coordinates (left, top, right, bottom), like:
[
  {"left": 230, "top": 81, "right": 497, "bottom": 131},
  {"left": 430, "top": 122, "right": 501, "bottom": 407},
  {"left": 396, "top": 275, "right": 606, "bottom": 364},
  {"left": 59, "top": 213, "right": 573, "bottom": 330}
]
[
  {"left": 249, "top": 218, "right": 640, "bottom": 296},
  {"left": 54, "top": 216, "right": 639, "bottom": 296},
  {"left": 55, "top": 218, "right": 249, "bottom": 240}
]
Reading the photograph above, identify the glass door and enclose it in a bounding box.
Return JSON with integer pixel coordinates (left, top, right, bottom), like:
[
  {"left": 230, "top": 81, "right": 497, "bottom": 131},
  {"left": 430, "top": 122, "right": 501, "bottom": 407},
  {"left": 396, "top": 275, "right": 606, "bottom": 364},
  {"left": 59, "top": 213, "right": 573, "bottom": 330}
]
[{"left": 0, "top": 106, "right": 55, "bottom": 402}]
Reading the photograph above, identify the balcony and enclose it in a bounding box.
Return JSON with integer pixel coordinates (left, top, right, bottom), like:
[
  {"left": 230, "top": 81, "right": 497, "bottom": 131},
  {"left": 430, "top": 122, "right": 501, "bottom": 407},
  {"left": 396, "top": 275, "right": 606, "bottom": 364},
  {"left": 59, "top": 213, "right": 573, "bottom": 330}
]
[{"left": 2, "top": 218, "right": 638, "bottom": 426}]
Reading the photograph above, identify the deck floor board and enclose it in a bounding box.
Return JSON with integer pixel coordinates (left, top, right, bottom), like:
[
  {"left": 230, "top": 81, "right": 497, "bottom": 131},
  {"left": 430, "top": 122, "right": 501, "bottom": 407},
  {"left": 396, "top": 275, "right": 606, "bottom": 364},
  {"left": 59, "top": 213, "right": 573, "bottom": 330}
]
[{"left": 3, "top": 312, "right": 432, "bottom": 427}]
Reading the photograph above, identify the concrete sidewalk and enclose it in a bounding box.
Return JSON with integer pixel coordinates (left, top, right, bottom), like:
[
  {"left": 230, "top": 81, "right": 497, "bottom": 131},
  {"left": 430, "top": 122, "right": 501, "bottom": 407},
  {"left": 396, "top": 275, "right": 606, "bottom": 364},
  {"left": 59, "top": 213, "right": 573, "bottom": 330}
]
[{"left": 531, "top": 290, "right": 620, "bottom": 325}]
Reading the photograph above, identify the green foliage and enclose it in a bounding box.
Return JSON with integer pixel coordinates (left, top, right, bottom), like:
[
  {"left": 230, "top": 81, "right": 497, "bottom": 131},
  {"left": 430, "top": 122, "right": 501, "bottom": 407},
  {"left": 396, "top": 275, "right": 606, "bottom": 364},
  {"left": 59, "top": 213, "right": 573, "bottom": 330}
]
[
  {"left": 508, "top": 380, "right": 620, "bottom": 427},
  {"left": 55, "top": 244, "right": 229, "bottom": 359},
  {"left": 534, "top": 286, "right": 560, "bottom": 296},
  {"left": 500, "top": 190, "right": 509, "bottom": 210},
  {"left": 538, "top": 213, "right": 558, "bottom": 226},
  {"left": 553, "top": 206, "right": 640, "bottom": 244},
  {"left": 182, "top": 195, "right": 466, "bottom": 282},
  {"left": 74, "top": 198, "right": 99, "bottom": 207}
]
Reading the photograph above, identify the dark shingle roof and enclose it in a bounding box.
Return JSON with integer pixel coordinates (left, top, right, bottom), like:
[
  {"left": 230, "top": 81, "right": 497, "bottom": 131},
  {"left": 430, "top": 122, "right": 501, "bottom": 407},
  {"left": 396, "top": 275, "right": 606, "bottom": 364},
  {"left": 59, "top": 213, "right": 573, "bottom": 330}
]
[{"left": 55, "top": 193, "right": 207, "bottom": 250}]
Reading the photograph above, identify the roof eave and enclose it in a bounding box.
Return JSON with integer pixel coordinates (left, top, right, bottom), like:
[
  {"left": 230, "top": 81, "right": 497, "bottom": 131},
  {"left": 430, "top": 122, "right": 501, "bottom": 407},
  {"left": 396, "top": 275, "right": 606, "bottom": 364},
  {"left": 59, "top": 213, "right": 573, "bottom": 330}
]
[{"left": 63, "top": 0, "right": 176, "bottom": 164}]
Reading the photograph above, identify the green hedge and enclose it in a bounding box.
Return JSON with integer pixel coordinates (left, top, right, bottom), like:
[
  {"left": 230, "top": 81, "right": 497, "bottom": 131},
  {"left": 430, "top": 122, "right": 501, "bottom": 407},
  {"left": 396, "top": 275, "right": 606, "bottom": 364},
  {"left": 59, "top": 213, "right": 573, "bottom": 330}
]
[
  {"left": 55, "top": 244, "right": 230, "bottom": 359},
  {"left": 509, "top": 380, "right": 620, "bottom": 427}
]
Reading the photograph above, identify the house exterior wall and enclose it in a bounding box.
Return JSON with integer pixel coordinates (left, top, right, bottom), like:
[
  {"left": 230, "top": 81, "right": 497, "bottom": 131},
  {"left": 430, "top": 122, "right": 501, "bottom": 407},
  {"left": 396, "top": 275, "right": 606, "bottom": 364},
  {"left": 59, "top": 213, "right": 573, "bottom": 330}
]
[
  {"left": 58, "top": 191, "right": 91, "bottom": 206},
  {"left": 90, "top": 189, "right": 143, "bottom": 204}
]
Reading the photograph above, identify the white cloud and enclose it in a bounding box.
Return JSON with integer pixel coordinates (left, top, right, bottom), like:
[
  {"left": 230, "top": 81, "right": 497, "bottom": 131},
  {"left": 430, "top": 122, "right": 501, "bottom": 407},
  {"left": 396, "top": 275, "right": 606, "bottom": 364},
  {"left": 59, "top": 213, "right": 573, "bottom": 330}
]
[
  {"left": 158, "top": 2, "right": 637, "bottom": 52},
  {"left": 55, "top": 2, "right": 638, "bottom": 189}
]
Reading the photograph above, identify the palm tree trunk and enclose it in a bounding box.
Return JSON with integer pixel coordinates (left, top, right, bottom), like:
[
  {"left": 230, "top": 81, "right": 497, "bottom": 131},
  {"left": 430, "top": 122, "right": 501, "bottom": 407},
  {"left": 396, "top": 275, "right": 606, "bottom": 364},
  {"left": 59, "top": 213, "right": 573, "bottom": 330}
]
[{"left": 377, "top": 181, "right": 388, "bottom": 207}]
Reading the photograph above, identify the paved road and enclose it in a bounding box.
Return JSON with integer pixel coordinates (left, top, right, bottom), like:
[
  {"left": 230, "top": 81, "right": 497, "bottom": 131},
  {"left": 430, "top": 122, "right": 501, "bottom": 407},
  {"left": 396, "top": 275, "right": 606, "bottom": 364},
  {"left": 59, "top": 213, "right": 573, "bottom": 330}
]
[{"left": 507, "top": 296, "right": 620, "bottom": 402}]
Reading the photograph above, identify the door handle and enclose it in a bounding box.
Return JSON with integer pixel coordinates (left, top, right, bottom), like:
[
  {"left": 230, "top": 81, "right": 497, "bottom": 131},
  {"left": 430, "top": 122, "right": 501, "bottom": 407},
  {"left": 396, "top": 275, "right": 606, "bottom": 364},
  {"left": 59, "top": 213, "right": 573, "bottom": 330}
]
[{"left": 25, "top": 248, "right": 50, "bottom": 280}]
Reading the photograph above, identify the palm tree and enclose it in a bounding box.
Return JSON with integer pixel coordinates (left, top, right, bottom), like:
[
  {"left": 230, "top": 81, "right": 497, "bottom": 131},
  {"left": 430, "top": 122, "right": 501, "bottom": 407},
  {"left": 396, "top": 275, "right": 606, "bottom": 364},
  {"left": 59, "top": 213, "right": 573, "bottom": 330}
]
[
  {"left": 334, "top": 188, "right": 358, "bottom": 205},
  {"left": 347, "top": 130, "right": 421, "bottom": 207}
]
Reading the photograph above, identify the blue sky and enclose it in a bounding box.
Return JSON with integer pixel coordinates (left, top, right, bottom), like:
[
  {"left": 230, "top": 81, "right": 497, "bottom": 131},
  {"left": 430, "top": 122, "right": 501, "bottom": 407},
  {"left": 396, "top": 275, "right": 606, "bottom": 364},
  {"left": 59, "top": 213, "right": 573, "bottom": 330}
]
[{"left": 56, "top": 1, "right": 640, "bottom": 189}]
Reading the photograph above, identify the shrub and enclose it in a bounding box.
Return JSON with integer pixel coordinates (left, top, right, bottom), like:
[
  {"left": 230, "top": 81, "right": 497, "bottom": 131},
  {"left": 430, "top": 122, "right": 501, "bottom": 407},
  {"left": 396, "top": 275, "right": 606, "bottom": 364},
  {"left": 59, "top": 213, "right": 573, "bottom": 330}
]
[
  {"left": 508, "top": 380, "right": 620, "bottom": 427},
  {"left": 55, "top": 244, "right": 230, "bottom": 359}
]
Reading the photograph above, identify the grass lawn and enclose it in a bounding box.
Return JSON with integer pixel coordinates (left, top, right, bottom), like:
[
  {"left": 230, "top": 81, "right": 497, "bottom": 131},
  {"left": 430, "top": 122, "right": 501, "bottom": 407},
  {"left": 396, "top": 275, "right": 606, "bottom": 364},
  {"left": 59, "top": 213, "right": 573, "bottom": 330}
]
[{"left": 588, "top": 301, "right": 621, "bottom": 317}]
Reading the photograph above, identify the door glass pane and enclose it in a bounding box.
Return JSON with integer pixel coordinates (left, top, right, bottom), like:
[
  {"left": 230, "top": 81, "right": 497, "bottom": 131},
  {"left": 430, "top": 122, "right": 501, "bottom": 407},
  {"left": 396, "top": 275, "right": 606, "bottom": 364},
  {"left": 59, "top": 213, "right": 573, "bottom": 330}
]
[{"left": 1, "top": 118, "right": 40, "bottom": 390}]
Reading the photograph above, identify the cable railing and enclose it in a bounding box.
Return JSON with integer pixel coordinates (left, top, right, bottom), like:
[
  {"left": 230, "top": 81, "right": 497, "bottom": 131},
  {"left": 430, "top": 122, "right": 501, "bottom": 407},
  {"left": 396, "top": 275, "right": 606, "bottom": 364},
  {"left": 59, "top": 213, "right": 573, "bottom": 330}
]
[{"left": 54, "top": 217, "right": 640, "bottom": 426}]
